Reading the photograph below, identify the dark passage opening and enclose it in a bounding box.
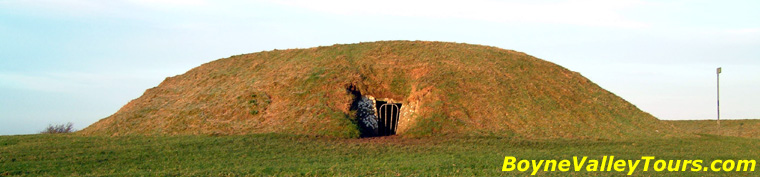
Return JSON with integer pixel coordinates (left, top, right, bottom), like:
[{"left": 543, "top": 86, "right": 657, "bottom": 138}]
[
  {"left": 376, "top": 101, "right": 402, "bottom": 136},
  {"left": 347, "top": 84, "right": 402, "bottom": 137}
]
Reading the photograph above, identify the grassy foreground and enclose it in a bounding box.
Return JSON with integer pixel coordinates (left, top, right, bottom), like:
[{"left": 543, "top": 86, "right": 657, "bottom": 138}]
[
  {"left": 667, "top": 119, "right": 760, "bottom": 139},
  {"left": 1, "top": 133, "right": 759, "bottom": 176}
]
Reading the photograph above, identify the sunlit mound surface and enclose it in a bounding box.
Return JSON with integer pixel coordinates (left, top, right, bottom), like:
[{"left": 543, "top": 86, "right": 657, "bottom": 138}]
[{"left": 80, "top": 41, "right": 679, "bottom": 139}]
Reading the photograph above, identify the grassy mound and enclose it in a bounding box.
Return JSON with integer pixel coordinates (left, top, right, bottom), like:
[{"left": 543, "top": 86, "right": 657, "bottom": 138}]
[{"left": 80, "top": 41, "right": 678, "bottom": 139}]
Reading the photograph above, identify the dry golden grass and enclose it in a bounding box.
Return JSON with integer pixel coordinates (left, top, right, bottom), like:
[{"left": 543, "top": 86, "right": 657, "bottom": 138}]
[{"left": 80, "top": 41, "right": 680, "bottom": 139}]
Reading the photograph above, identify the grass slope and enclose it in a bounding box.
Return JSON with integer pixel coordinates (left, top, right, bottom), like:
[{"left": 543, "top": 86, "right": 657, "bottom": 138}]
[
  {"left": 668, "top": 119, "right": 760, "bottom": 138},
  {"left": 1, "top": 134, "right": 758, "bottom": 176},
  {"left": 80, "top": 41, "right": 677, "bottom": 139}
]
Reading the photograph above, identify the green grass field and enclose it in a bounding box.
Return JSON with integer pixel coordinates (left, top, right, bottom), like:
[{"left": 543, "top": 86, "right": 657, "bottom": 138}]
[
  {"left": 667, "top": 119, "right": 760, "bottom": 138},
  {"left": 2, "top": 129, "right": 759, "bottom": 176}
]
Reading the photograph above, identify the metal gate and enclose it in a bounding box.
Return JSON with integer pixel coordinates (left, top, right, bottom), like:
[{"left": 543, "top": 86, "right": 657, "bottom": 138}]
[{"left": 377, "top": 103, "right": 401, "bottom": 136}]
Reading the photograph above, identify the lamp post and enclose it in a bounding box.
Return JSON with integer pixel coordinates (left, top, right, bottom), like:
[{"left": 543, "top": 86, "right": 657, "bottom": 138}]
[{"left": 717, "top": 67, "right": 721, "bottom": 126}]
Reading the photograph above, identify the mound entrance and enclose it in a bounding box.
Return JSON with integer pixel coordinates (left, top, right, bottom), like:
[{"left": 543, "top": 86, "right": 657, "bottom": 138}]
[
  {"left": 377, "top": 101, "right": 402, "bottom": 136},
  {"left": 348, "top": 85, "right": 403, "bottom": 137}
]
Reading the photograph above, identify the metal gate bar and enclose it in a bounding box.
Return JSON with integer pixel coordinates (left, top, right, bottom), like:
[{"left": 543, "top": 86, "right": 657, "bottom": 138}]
[{"left": 379, "top": 103, "right": 400, "bottom": 136}]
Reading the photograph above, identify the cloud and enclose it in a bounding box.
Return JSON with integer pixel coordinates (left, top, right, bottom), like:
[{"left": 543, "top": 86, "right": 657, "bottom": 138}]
[
  {"left": 0, "top": 73, "right": 67, "bottom": 93},
  {"left": 0, "top": 0, "right": 112, "bottom": 16},
  {"left": 0, "top": 0, "right": 209, "bottom": 17},
  {"left": 2, "top": 0, "right": 649, "bottom": 28},
  {"left": 0, "top": 70, "right": 169, "bottom": 93},
  {"left": 125, "top": 0, "right": 208, "bottom": 8},
  {"left": 267, "top": 0, "right": 650, "bottom": 28},
  {"left": 725, "top": 28, "right": 760, "bottom": 35}
]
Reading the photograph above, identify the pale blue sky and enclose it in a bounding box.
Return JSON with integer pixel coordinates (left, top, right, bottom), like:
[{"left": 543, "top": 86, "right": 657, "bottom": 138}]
[{"left": 1, "top": 0, "right": 758, "bottom": 135}]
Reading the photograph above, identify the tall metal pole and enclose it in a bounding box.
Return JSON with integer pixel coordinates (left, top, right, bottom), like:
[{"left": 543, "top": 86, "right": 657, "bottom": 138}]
[{"left": 717, "top": 67, "right": 721, "bottom": 126}]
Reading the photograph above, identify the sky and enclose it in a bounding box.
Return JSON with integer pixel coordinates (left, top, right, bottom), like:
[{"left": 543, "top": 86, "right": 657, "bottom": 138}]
[{"left": 1, "top": 0, "right": 758, "bottom": 135}]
